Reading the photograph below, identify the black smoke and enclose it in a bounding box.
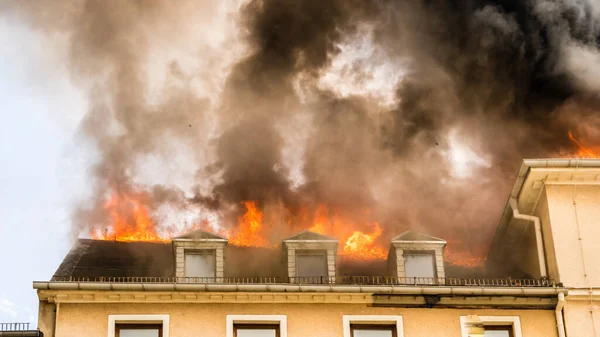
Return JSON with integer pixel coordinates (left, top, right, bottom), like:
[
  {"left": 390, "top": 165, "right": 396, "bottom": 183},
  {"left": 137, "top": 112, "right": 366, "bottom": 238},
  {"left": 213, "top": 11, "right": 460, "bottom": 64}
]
[{"left": 4, "top": 0, "right": 600, "bottom": 261}]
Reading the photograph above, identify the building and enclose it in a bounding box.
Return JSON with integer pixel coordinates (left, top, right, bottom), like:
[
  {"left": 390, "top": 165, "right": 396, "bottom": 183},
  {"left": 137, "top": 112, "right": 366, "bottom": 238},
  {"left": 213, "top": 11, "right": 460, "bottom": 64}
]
[{"left": 33, "top": 159, "right": 600, "bottom": 337}]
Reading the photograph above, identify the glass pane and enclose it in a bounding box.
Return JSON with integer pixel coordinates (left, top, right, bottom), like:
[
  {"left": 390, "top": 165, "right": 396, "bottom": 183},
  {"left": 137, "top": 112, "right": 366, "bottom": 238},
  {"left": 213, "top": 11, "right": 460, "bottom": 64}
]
[
  {"left": 236, "top": 329, "right": 277, "bottom": 337},
  {"left": 185, "top": 253, "right": 215, "bottom": 277},
  {"left": 404, "top": 253, "right": 435, "bottom": 278},
  {"left": 353, "top": 329, "right": 394, "bottom": 337},
  {"left": 485, "top": 330, "right": 510, "bottom": 337},
  {"left": 296, "top": 254, "right": 327, "bottom": 277},
  {"left": 119, "top": 329, "right": 160, "bottom": 337}
]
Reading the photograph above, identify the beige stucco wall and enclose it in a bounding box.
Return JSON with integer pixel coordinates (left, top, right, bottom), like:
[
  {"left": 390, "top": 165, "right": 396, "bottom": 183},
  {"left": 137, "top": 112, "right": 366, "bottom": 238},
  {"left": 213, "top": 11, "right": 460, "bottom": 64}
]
[
  {"left": 53, "top": 302, "right": 557, "bottom": 337},
  {"left": 563, "top": 301, "right": 600, "bottom": 337},
  {"left": 545, "top": 185, "right": 600, "bottom": 287}
]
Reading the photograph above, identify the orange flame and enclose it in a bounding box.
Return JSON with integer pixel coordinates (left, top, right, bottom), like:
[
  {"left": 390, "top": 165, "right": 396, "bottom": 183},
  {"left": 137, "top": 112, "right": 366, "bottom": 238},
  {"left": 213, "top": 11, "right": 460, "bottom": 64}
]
[
  {"left": 568, "top": 131, "right": 600, "bottom": 158},
  {"left": 228, "top": 201, "right": 271, "bottom": 247},
  {"left": 343, "top": 222, "right": 387, "bottom": 260},
  {"left": 91, "top": 188, "right": 169, "bottom": 242}
]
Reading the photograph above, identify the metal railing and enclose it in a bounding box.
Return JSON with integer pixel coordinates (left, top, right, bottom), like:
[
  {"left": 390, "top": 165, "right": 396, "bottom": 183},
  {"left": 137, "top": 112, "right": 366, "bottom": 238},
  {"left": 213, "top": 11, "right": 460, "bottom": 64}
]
[
  {"left": 50, "top": 276, "right": 556, "bottom": 287},
  {"left": 0, "top": 323, "right": 30, "bottom": 331}
]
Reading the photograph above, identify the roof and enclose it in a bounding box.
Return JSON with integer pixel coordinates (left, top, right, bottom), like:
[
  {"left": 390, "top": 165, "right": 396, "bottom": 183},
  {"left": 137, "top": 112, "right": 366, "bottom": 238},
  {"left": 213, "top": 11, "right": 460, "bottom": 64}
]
[
  {"left": 174, "top": 229, "right": 227, "bottom": 241},
  {"left": 282, "top": 230, "right": 338, "bottom": 242},
  {"left": 51, "top": 238, "right": 481, "bottom": 280},
  {"left": 391, "top": 231, "right": 446, "bottom": 243},
  {"left": 52, "top": 239, "right": 174, "bottom": 279}
]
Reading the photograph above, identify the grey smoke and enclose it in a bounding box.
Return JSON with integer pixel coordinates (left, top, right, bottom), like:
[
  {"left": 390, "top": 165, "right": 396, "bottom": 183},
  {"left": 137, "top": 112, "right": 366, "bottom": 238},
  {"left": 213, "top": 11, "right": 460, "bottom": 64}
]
[{"left": 4, "top": 0, "right": 600, "bottom": 262}]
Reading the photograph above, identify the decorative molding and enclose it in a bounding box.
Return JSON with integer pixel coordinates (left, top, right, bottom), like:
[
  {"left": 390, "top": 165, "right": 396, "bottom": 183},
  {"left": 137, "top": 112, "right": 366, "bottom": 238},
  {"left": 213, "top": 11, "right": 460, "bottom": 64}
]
[
  {"left": 38, "top": 290, "right": 558, "bottom": 309},
  {"left": 343, "top": 315, "right": 404, "bottom": 337},
  {"left": 108, "top": 314, "right": 169, "bottom": 337},
  {"left": 226, "top": 315, "right": 287, "bottom": 337}
]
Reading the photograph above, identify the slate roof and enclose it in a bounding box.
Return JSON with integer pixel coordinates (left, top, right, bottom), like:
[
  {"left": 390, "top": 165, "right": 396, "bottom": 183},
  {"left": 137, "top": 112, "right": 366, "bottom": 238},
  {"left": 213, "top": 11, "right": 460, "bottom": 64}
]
[
  {"left": 282, "top": 230, "right": 338, "bottom": 241},
  {"left": 52, "top": 239, "right": 174, "bottom": 279},
  {"left": 391, "top": 231, "right": 446, "bottom": 243},
  {"left": 51, "top": 233, "right": 488, "bottom": 280}
]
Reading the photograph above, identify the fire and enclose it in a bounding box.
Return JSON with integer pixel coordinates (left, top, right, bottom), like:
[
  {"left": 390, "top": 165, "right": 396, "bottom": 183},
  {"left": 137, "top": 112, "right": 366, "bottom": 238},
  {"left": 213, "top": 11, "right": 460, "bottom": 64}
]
[
  {"left": 228, "top": 201, "right": 271, "bottom": 247},
  {"left": 343, "top": 222, "right": 387, "bottom": 260},
  {"left": 568, "top": 131, "right": 600, "bottom": 158},
  {"left": 308, "top": 205, "right": 330, "bottom": 234},
  {"left": 91, "top": 188, "right": 169, "bottom": 242}
]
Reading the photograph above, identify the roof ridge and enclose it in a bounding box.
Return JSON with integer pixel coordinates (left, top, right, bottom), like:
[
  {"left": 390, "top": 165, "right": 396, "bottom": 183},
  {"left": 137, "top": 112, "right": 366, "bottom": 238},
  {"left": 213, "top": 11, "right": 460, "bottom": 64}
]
[
  {"left": 391, "top": 231, "right": 446, "bottom": 243},
  {"left": 283, "top": 230, "right": 338, "bottom": 241}
]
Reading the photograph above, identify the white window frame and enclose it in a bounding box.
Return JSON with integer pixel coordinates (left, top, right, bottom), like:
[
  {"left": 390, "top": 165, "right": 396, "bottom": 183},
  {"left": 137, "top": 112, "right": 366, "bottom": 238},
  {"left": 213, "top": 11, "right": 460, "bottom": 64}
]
[
  {"left": 459, "top": 316, "right": 522, "bottom": 337},
  {"left": 226, "top": 315, "right": 287, "bottom": 337},
  {"left": 343, "top": 315, "right": 404, "bottom": 337},
  {"left": 108, "top": 314, "right": 170, "bottom": 337}
]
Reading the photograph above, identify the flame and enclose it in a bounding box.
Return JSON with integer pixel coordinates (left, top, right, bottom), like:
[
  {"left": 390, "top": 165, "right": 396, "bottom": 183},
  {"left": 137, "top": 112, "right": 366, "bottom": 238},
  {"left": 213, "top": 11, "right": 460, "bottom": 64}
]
[
  {"left": 308, "top": 204, "right": 330, "bottom": 234},
  {"left": 568, "top": 131, "right": 600, "bottom": 158},
  {"left": 91, "top": 188, "right": 169, "bottom": 242},
  {"left": 228, "top": 201, "right": 271, "bottom": 247},
  {"left": 343, "top": 222, "right": 387, "bottom": 260}
]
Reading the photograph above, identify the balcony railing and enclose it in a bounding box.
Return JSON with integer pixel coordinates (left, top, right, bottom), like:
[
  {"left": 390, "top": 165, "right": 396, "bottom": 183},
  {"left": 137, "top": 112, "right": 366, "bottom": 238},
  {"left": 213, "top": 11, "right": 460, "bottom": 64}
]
[
  {"left": 50, "top": 276, "right": 557, "bottom": 287},
  {"left": 0, "top": 323, "right": 30, "bottom": 331}
]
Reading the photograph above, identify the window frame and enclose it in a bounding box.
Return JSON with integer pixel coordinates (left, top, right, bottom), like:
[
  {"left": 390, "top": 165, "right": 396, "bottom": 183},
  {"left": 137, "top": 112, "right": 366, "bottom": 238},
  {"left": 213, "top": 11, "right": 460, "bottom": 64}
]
[
  {"left": 484, "top": 325, "right": 514, "bottom": 337},
  {"left": 343, "top": 315, "right": 404, "bottom": 337},
  {"left": 115, "top": 323, "right": 163, "bottom": 337},
  {"left": 234, "top": 324, "right": 281, "bottom": 337},
  {"left": 350, "top": 323, "right": 398, "bottom": 337},
  {"left": 226, "top": 315, "right": 287, "bottom": 337},
  {"left": 295, "top": 250, "right": 328, "bottom": 278},
  {"left": 108, "top": 314, "right": 169, "bottom": 337},
  {"left": 403, "top": 250, "right": 437, "bottom": 278},
  {"left": 459, "top": 316, "right": 521, "bottom": 337},
  {"left": 184, "top": 249, "right": 217, "bottom": 278}
]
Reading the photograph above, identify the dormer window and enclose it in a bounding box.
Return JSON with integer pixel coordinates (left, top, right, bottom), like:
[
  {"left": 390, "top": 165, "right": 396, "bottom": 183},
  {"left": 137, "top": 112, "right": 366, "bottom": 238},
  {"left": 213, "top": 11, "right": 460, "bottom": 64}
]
[
  {"left": 173, "top": 229, "right": 228, "bottom": 279},
  {"left": 389, "top": 231, "right": 446, "bottom": 283},
  {"left": 295, "top": 250, "right": 328, "bottom": 277},
  {"left": 404, "top": 251, "right": 436, "bottom": 278},
  {"left": 283, "top": 230, "right": 338, "bottom": 282},
  {"left": 184, "top": 250, "right": 216, "bottom": 278}
]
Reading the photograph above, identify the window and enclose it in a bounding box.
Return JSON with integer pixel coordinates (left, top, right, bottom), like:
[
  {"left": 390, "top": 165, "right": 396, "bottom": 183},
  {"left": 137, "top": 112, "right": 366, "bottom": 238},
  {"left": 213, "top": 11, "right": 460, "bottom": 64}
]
[
  {"left": 483, "top": 326, "right": 513, "bottom": 337},
  {"left": 460, "top": 316, "right": 521, "bottom": 337},
  {"left": 343, "top": 316, "right": 404, "bottom": 337},
  {"left": 116, "top": 324, "right": 162, "bottom": 337},
  {"left": 351, "top": 324, "right": 397, "bottom": 337},
  {"left": 184, "top": 250, "right": 215, "bottom": 278},
  {"left": 227, "top": 315, "right": 287, "bottom": 337},
  {"left": 404, "top": 251, "right": 436, "bottom": 278},
  {"left": 234, "top": 324, "right": 280, "bottom": 337},
  {"left": 296, "top": 250, "right": 327, "bottom": 277},
  {"left": 108, "top": 315, "right": 169, "bottom": 337}
]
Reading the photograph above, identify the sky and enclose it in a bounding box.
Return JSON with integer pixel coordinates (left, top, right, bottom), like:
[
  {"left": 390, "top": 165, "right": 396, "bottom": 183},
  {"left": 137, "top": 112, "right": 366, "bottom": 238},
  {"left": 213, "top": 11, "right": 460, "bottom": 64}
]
[{"left": 0, "top": 15, "right": 88, "bottom": 326}]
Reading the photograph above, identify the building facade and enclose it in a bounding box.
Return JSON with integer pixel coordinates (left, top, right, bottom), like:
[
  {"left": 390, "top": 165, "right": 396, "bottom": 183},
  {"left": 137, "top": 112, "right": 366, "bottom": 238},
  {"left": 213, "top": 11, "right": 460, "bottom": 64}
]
[{"left": 34, "top": 159, "right": 600, "bottom": 337}]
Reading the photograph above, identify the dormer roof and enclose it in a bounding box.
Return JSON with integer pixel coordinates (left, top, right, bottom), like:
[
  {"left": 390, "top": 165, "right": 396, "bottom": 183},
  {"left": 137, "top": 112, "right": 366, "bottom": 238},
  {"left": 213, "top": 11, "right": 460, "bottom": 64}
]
[
  {"left": 391, "top": 231, "right": 446, "bottom": 244},
  {"left": 283, "top": 230, "right": 338, "bottom": 242},
  {"left": 173, "top": 229, "right": 227, "bottom": 242}
]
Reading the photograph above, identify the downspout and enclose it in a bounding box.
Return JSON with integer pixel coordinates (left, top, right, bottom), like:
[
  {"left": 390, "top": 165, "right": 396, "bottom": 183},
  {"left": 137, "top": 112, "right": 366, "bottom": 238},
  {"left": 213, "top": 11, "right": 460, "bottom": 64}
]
[
  {"left": 509, "top": 198, "right": 547, "bottom": 278},
  {"left": 556, "top": 292, "right": 566, "bottom": 337}
]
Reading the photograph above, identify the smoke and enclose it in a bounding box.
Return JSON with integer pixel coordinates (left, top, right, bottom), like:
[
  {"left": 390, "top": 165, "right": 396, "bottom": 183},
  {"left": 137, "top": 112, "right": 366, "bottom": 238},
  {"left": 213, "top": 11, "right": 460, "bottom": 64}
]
[{"left": 4, "top": 0, "right": 600, "bottom": 261}]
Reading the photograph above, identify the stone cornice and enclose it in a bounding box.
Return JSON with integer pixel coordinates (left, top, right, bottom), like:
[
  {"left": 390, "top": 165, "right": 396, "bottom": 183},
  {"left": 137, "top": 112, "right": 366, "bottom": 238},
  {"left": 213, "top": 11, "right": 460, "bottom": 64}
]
[{"left": 36, "top": 290, "right": 560, "bottom": 309}]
